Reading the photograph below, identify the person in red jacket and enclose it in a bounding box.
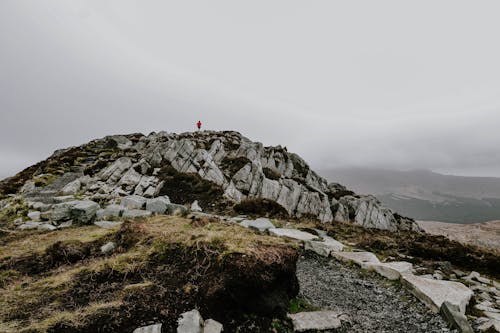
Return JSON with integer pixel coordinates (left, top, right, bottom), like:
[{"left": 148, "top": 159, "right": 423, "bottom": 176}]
[{"left": 196, "top": 120, "right": 202, "bottom": 130}]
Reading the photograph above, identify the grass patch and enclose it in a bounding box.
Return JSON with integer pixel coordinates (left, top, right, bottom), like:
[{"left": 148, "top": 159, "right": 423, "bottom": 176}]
[{"left": 288, "top": 297, "right": 319, "bottom": 313}]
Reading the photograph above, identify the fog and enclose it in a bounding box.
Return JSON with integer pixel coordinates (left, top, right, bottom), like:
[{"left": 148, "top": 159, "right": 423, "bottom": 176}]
[{"left": 2, "top": 1, "right": 500, "bottom": 179}]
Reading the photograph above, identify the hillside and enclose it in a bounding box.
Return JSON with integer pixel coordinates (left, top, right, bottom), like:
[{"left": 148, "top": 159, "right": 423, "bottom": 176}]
[
  {"left": 1, "top": 131, "right": 499, "bottom": 332},
  {"left": 319, "top": 168, "right": 500, "bottom": 223}
]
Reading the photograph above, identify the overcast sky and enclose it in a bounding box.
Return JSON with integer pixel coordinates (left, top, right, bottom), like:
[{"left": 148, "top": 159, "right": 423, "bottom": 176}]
[{"left": 1, "top": 1, "right": 500, "bottom": 179}]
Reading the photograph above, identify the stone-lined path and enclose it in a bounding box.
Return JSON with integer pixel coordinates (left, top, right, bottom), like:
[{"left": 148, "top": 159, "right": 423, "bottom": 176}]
[{"left": 297, "top": 251, "right": 457, "bottom": 332}]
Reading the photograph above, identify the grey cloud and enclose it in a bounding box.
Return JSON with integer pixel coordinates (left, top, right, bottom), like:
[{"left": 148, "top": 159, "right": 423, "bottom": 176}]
[{"left": 1, "top": 0, "right": 500, "bottom": 179}]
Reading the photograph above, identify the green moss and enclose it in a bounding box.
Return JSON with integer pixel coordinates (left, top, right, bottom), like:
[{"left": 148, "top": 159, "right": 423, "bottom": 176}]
[
  {"left": 0, "top": 197, "right": 28, "bottom": 227},
  {"left": 288, "top": 297, "right": 318, "bottom": 313}
]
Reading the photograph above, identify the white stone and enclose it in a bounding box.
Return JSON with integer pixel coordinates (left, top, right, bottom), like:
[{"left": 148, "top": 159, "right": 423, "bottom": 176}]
[
  {"left": 332, "top": 251, "right": 380, "bottom": 268},
  {"left": 121, "top": 195, "right": 147, "bottom": 209},
  {"left": 401, "top": 273, "right": 473, "bottom": 313},
  {"left": 101, "top": 241, "right": 116, "bottom": 254},
  {"left": 145, "top": 196, "right": 171, "bottom": 214},
  {"left": 122, "top": 209, "right": 152, "bottom": 219},
  {"left": 177, "top": 309, "right": 203, "bottom": 333},
  {"left": 61, "top": 179, "right": 81, "bottom": 195},
  {"left": 191, "top": 200, "right": 202, "bottom": 212},
  {"left": 27, "top": 211, "right": 41, "bottom": 222},
  {"left": 288, "top": 311, "right": 343, "bottom": 332},
  {"left": 240, "top": 218, "right": 275, "bottom": 232},
  {"left": 203, "top": 319, "right": 223, "bottom": 333},
  {"left": 365, "top": 261, "right": 413, "bottom": 280},
  {"left": 96, "top": 204, "right": 124, "bottom": 219},
  {"left": 17, "top": 222, "right": 42, "bottom": 230},
  {"left": 133, "top": 323, "right": 162, "bottom": 333},
  {"left": 268, "top": 228, "right": 318, "bottom": 241},
  {"left": 94, "top": 221, "right": 123, "bottom": 229}
]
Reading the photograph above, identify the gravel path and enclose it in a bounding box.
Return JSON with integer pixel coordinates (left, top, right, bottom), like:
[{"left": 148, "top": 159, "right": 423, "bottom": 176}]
[{"left": 297, "top": 252, "right": 457, "bottom": 333}]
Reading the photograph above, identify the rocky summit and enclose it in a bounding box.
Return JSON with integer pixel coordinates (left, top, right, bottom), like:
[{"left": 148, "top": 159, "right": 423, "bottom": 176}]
[{"left": 0, "top": 130, "right": 417, "bottom": 231}]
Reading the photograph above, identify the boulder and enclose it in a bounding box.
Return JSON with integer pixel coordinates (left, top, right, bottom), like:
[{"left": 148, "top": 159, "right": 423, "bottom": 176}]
[
  {"left": 287, "top": 311, "right": 345, "bottom": 332},
  {"left": 132, "top": 323, "right": 162, "bottom": 333},
  {"left": 305, "top": 236, "right": 345, "bottom": 256},
  {"left": 99, "top": 157, "right": 132, "bottom": 182},
  {"left": 27, "top": 211, "right": 41, "bottom": 222},
  {"left": 364, "top": 261, "right": 413, "bottom": 280},
  {"left": 70, "top": 200, "right": 99, "bottom": 225},
  {"left": 61, "top": 179, "right": 81, "bottom": 195},
  {"left": 166, "top": 203, "right": 188, "bottom": 216},
  {"left": 440, "top": 301, "right": 474, "bottom": 333},
  {"left": 240, "top": 218, "right": 275, "bottom": 232},
  {"left": 331, "top": 251, "right": 380, "bottom": 268},
  {"left": 122, "top": 210, "right": 152, "bottom": 219},
  {"left": 145, "top": 196, "right": 171, "bottom": 214},
  {"left": 203, "top": 319, "right": 223, "bottom": 333},
  {"left": 177, "top": 309, "right": 203, "bottom": 333},
  {"left": 94, "top": 221, "right": 123, "bottom": 229},
  {"left": 269, "top": 228, "right": 319, "bottom": 241},
  {"left": 401, "top": 273, "right": 473, "bottom": 313},
  {"left": 96, "top": 204, "right": 124, "bottom": 219},
  {"left": 191, "top": 200, "right": 202, "bottom": 212},
  {"left": 121, "top": 195, "right": 147, "bottom": 209},
  {"left": 101, "top": 241, "right": 116, "bottom": 255},
  {"left": 17, "top": 222, "right": 42, "bottom": 230}
]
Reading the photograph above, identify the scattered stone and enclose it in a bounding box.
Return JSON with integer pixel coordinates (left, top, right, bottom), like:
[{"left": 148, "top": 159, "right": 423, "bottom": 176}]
[
  {"left": 96, "top": 204, "right": 124, "bottom": 219},
  {"left": 177, "top": 309, "right": 203, "bottom": 333},
  {"left": 166, "top": 203, "right": 188, "bottom": 216},
  {"left": 121, "top": 195, "right": 147, "bottom": 209},
  {"left": 477, "top": 319, "right": 500, "bottom": 332},
  {"left": 305, "top": 237, "right": 345, "bottom": 257},
  {"left": 145, "top": 196, "right": 171, "bottom": 214},
  {"left": 288, "top": 311, "right": 344, "bottom": 332},
  {"left": 70, "top": 200, "right": 99, "bottom": 225},
  {"left": 190, "top": 200, "right": 202, "bottom": 212},
  {"left": 122, "top": 210, "right": 152, "bottom": 219},
  {"left": 58, "top": 220, "right": 73, "bottom": 228},
  {"left": 17, "top": 222, "right": 41, "bottom": 230},
  {"left": 365, "top": 261, "right": 413, "bottom": 281},
  {"left": 94, "top": 221, "right": 123, "bottom": 229},
  {"left": 332, "top": 251, "right": 380, "bottom": 268},
  {"left": 204, "top": 319, "right": 223, "bottom": 333},
  {"left": 38, "top": 223, "right": 58, "bottom": 231},
  {"left": 27, "top": 211, "right": 41, "bottom": 222},
  {"left": 28, "top": 201, "right": 51, "bottom": 211},
  {"left": 401, "top": 273, "right": 473, "bottom": 313},
  {"left": 61, "top": 179, "right": 81, "bottom": 195},
  {"left": 440, "top": 301, "right": 473, "bottom": 333},
  {"left": 132, "top": 323, "right": 162, "bottom": 333},
  {"left": 101, "top": 241, "right": 116, "bottom": 255},
  {"left": 269, "top": 228, "right": 319, "bottom": 241},
  {"left": 240, "top": 218, "right": 275, "bottom": 232}
]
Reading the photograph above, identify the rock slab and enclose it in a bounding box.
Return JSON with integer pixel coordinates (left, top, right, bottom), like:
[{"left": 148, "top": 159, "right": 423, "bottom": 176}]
[
  {"left": 269, "top": 228, "right": 318, "bottom": 241},
  {"left": 288, "top": 311, "right": 343, "bottom": 332},
  {"left": 177, "top": 309, "right": 203, "bottom": 333},
  {"left": 133, "top": 323, "right": 162, "bottom": 333}
]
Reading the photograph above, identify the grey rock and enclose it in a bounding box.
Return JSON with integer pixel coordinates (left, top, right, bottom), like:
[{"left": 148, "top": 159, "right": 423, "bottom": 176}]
[
  {"left": 440, "top": 301, "right": 473, "bottom": 333},
  {"left": 121, "top": 195, "right": 147, "bottom": 209},
  {"left": 38, "top": 223, "right": 58, "bottom": 231},
  {"left": 101, "top": 241, "right": 116, "bottom": 254},
  {"left": 166, "top": 203, "right": 188, "bottom": 216},
  {"left": 17, "top": 222, "right": 42, "bottom": 230},
  {"left": 240, "top": 218, "right": 275, "bottom": 231},
  {"left": 94, "top": 221, "right": 123, "bottom": 229},
  {"left": 27, "top": 211, "right": 41, "bottom": 222},
  {"left": 58, "top": 220, "right": 73, "bottom": 228},
  {"left": 122, "top": 209, "right": 152, "bottom": 219},
  {"left": 61, "top": 179, "right": 81, "bottom": 195},
  {"left": 70, "top": 200, "right": 99, "bottom": 225},
  {"left": 145, "top": 196, "right": 171, "bottom": 214},
  {"left": 268, "top": 228, "right": 319, "bottom": 241},
  {"left": 133, "top": 324, "right": 162, "bottom": 333},
  {"left": 288, "top": 311, "right": 344, "bottom": 332},
  {"left": 191, "top": 200, "right": 202, "bottom": 212},
  {"left": 204, "top": 319, "right": 223, "bottom": 333},
  {"left": 304, "top": 237, "right": 345, "bottom": 257},
  {"left": 96, "top": 204, "right": 124, "bottom": 219},
  {"left": 177, "top": 309, "right": 203, "bottom": 333}
]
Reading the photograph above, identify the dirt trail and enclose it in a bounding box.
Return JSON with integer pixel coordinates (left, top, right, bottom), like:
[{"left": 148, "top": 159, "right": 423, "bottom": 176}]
[{"left": 296, "top": 252, "right": 457, "bottom": 333}]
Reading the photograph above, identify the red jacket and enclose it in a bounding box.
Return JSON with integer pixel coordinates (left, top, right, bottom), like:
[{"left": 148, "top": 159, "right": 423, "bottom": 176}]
[{"left": 197, "top": 121, "right": 202, "bottom": 129}]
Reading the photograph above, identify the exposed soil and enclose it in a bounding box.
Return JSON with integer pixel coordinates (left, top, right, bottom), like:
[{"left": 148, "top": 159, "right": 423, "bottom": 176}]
[{"left": 297, "top": 252, "right": 457, "bottom": 333}]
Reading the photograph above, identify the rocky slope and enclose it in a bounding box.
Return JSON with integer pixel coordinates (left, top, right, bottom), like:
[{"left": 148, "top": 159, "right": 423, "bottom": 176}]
[{"left": 0, "top": 131, "right": 418, "bottom": 232}]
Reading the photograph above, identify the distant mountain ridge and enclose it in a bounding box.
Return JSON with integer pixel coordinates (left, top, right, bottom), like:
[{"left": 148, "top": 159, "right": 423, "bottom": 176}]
[{"left": 319, "top": 168, "right": 500, "bottom": 224}]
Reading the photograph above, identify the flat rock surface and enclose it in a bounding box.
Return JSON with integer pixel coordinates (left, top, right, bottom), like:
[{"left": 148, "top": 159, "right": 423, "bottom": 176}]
[
  {"left": 269, "top": 228, "right": 318, "bottom": 241},
  {"left": 288, "top": 311, "right": 342, "bottom": 332},
  {"left": 297, "top": 252, "right": 457, "bottom": 333}
]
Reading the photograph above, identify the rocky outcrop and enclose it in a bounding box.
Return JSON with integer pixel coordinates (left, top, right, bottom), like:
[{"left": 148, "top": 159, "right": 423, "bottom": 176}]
[{"left": 0, "top": 130, "right": 419, "bottom": 231}]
